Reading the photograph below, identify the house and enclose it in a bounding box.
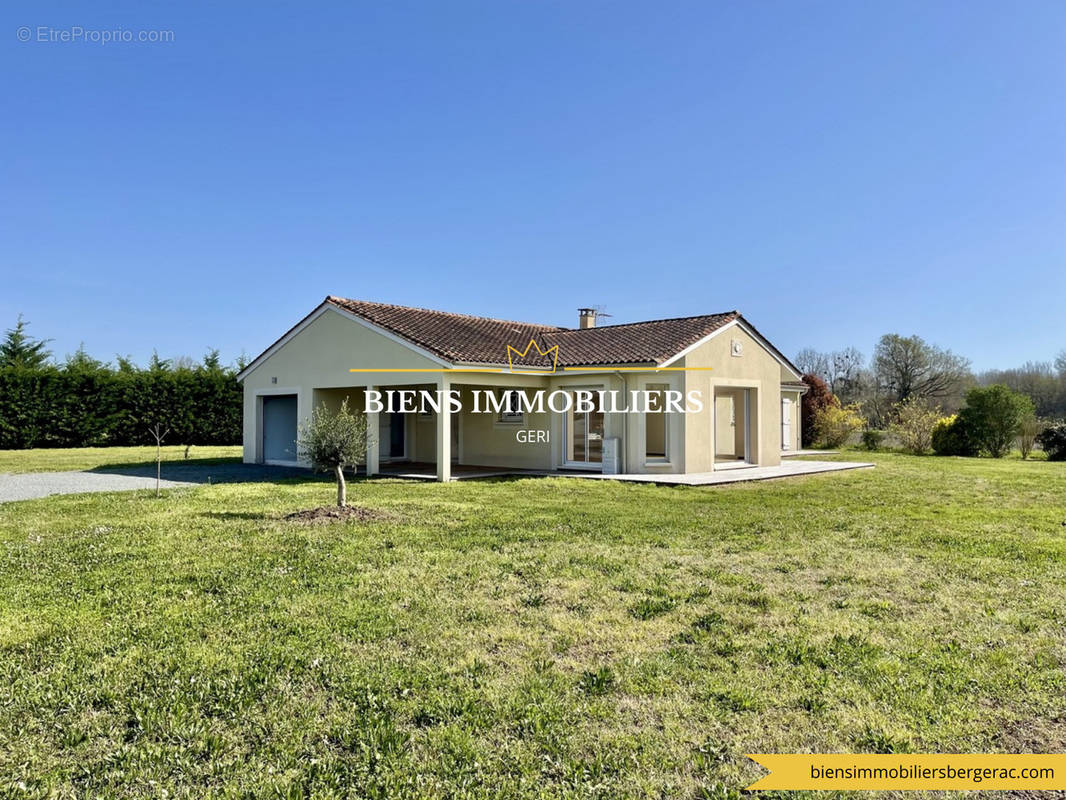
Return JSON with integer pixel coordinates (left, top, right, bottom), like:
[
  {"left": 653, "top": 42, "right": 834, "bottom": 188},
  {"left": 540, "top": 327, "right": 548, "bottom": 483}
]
[{"left": 237, "top": 297, "right": 807, "bottom": 480}]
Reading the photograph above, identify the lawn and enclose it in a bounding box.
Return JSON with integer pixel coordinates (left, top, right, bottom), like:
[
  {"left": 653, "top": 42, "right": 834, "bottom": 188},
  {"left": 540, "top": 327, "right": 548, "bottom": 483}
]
[
  {"left": 1, "top": 452, "right": 1064, "bottom": 798},
  {"left": 0, "top": 445, "right": 242, "bottom": 474}
]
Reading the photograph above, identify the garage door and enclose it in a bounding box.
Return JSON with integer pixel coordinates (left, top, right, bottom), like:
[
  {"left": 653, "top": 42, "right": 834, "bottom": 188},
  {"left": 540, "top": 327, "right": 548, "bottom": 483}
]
[{"left": 262, "top": 394, "right": 298, "bottom": 463}]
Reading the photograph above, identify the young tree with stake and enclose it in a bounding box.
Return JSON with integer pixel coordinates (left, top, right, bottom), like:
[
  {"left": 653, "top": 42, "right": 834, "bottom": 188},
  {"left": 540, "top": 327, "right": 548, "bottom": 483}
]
[
  {"left": 298, "top": 399, "right": 369, "bottom": 507},
  {"left": 147, "top": 423, "right": 169, "bottom": 498}
]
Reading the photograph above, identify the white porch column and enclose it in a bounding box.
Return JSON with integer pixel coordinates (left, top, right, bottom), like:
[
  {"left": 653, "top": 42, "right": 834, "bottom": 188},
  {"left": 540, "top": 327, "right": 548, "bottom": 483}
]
[
  {"left": 365, "top": 385, "right": 379, "bottom": 477},
  {"left": 436, "top": 375, "right": 451, "bottom": 482}
]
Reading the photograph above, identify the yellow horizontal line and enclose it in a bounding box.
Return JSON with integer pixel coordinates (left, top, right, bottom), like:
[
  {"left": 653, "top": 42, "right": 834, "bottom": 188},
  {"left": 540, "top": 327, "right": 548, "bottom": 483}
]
[
  {"left": 348, "top": 368, "right": 500, "bottom": 373},
  {"left": 563, "top": 366, "right": 714, "bottom": 372},
  {"left": 348, "top": 366, "right": 715, "bottom": 373}
]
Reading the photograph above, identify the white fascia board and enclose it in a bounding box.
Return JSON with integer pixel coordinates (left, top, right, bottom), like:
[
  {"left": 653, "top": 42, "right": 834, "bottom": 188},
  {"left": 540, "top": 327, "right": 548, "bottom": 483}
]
[
  {"left": 328, "top": 304, "right": 453, "bottom": 367},
  {"left": 237, "top": 302, "right": 451, "bottom": 382},
  {"left": 237, "top": 303, "right": 331, "bottom": 382},
  {"left": 657, "top": 318, "right": 804, "bottom": 380},
  {"left": 558, "top": 364, "right": 654, "bottom": 376}
]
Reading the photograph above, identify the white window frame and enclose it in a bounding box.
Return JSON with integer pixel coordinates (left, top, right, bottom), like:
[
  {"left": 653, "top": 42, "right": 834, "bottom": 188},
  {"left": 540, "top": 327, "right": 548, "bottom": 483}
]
[
  {"left": 497, "top": 389, "right": 524, "bottom": 424},
  {"left": 781, "top": 396, "right": 792, "bottom": 451},
  {"left": 560, "top": 384, "right": 606, "bottom": 470}
]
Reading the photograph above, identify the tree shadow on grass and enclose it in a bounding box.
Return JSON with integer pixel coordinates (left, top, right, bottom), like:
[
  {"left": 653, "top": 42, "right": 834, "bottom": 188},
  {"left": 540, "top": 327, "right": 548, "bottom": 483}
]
[
  {"left": 90, "top": 460, "right": 319, "bottom": 485},
  {"left": 199, "top": 510, "right": 273, "bottom": 520},
  {"left": 91, "top": 455, "right": 242, "bottom": 471}
]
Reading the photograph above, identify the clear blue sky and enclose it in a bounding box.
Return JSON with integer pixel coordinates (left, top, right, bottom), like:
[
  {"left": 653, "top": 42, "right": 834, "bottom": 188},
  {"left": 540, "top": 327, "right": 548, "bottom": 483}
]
[{"left": 3, "top": 0, "right": 1063, "bottom": 371}]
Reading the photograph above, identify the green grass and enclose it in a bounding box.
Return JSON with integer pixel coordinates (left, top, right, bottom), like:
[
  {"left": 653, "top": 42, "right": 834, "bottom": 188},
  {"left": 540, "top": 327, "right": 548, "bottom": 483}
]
[
  {"left": 1, "top": 452, "right": 1065, "bottom": 798},
  {"left": 0, "top": 445, "right": 242, "bottom": 473}
]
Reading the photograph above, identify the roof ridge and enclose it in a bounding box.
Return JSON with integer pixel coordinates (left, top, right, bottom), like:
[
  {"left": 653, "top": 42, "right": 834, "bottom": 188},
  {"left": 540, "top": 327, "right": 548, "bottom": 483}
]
[
  {"left": 238, "top": 300, "right": 766, "bottom": 380},
  {"left": 327, "top": 296, "right": 565, "bottom": 331},
  {"left": 555, "top": 310, "right": 738, "bottom": 332}
]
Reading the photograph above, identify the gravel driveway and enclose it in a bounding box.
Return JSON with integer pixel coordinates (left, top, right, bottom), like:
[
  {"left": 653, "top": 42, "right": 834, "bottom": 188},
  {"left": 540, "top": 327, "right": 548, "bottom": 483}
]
[
  {"left": 0, "top": 471, "right": 195, "bottom": 503},
  {"left": 0, "top": 463, "right": 312, "bottom": 503}
]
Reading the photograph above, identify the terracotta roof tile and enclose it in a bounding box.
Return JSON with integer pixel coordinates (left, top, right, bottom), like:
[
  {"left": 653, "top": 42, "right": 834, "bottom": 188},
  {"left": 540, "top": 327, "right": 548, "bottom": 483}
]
[{"left": 326, "top": 297, "right": 739, "bottom": 367}]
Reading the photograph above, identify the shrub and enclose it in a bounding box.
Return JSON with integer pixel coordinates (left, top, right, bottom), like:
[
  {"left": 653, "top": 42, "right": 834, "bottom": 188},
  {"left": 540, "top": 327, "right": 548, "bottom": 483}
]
[
  {"left": 889, "top": 397, "right": 941, "bottom": 454},
  {"left": 957, "top": 384, "right": 1035, "bottom": 458},
  {"left": 298, "top": 398, "right": 369, "bottom": 507},
  {"left": 813, "top": 401, "right": 866, "bottom": 448},
  {"left": 800, "top": 374, "right": 834, "bottom": 448},
  {"left": 931, "top": 414, "right": 979, "bottom": 457},
  {"left": 861, "top": 429, "right": 886, "bottom": 451},
  {"left": 1018, "top": 415, "right": 1041, "bottom": 460},
  {"left": 1036, "top": 424, "right": 1066, "bottom": 461}
]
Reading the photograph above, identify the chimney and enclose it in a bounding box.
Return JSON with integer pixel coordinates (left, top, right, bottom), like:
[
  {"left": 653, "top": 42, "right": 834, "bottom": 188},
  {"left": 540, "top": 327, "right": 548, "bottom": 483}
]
[{"left": 578, "top": 308, "right": 596, "bottom": 329}]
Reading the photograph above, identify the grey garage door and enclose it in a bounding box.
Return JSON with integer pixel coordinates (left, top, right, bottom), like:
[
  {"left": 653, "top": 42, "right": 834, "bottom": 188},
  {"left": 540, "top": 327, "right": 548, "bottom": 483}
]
[{"left": 262, "top": 395, "right": 298, "bottom": 463}]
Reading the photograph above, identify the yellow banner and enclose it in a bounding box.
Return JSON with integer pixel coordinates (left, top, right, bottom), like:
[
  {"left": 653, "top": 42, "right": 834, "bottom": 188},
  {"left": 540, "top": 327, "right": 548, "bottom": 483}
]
[{"left": 746, "top": 754, "right": 1066, "bottom": 791}]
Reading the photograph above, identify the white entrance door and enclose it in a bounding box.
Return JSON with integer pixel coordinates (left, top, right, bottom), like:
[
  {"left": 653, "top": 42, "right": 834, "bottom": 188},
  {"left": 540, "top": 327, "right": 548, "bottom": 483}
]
[
  {"left": 563, "top": 390, "right": 604, "bottom": 469},
  {"left": 781, "top": 397, "right": 792, "bottom": 451}
]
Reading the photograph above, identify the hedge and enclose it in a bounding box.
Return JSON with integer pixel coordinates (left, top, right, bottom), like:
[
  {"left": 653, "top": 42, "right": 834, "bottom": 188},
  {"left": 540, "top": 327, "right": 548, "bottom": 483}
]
[{"left": 0, "top": 366, "right": 241, "bottom": 450}]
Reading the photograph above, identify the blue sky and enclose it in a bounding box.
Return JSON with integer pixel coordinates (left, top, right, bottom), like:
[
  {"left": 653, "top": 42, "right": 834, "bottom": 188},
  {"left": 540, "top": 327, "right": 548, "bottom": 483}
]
[{"left": 2, "top": 0, "right": 1063, "bottom": 371}]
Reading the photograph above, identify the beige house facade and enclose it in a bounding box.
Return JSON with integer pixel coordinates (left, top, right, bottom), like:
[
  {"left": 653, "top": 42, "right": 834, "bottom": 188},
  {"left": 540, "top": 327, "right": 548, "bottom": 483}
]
[{"left": 238, "top": 297, "right": 806, "bottom": 481}]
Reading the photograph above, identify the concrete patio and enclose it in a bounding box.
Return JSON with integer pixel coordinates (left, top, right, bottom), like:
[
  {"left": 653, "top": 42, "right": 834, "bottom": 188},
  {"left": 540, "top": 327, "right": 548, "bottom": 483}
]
[{"left": 378, "top": 460, "right": 874, "bottom": 486}]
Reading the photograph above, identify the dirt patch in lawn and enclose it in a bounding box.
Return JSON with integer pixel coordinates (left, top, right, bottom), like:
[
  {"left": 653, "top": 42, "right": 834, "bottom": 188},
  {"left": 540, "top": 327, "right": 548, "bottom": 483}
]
[
  {"left": 995, "top": 713, "right": 1066, "bottom": 752},
  {"left": 282, "top": 506, "right": 394, "bottom": 525}
]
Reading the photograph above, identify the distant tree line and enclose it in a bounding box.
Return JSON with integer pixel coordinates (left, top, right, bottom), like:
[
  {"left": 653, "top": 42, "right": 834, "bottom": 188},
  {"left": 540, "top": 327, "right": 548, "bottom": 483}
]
[
  {"left": 796, "top": 334, "right": 977, "bottom": 428},
  {"left": 977, "top": 356, "right": 1066, "bottom": 420},
  {"left": 0, "top": 316, "right": 244, "bottom": 451},
  {"left": 796, "top": 332, "right": 1066, "bottom": 458}
]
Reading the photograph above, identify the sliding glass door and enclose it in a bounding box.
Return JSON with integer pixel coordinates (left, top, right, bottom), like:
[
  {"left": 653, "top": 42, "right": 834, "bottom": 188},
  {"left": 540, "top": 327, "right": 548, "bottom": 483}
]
[{"left": 564, "top": 390, "right": 604, "bottom": 468}]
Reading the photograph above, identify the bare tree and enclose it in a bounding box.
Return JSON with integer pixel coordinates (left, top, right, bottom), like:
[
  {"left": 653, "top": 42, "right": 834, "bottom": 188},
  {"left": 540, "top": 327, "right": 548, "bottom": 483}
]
[
  {"left": 147, "top": 423, "right": 170, "bottom": 498},
  {"left": 830, "top": 347, "right": 865, "bottom": 399},
  {"left": 873, "top": 334, "right": 971, "bottom": 406},
  {"left": 795, "top": 346, "right": 869, "bottom": 406},
  {"left": 795, "top": 348, "right": 831, "bottom": 382}
]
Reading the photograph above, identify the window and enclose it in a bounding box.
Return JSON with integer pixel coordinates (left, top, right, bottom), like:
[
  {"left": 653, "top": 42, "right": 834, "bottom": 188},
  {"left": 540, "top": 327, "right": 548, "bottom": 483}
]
[
  {"left": 498, "top": 389, "right": 524, "bottom": 424},
  {"left": 645, "top": 383, "right": 668, "bottom": 461}
]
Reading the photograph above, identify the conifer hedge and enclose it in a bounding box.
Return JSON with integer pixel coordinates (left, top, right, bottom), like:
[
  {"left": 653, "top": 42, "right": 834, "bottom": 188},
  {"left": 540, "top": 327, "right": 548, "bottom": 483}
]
[{"left": 0, "top": 365, "right": 241, "bottom": 450}]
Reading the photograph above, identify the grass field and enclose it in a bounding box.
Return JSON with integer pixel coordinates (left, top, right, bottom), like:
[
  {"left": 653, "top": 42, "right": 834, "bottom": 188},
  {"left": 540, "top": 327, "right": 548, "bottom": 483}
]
[
  {"left": 1, "top": 451, "right": 1065, "bottom": 798},
  {"left": 0, "top": 445, "right": 243, "bottom": 474}
]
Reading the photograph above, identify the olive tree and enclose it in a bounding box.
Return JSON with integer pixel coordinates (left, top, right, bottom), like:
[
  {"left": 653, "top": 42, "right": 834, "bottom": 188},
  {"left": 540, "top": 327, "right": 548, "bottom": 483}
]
[{"left": 298, "top": 398, "right": 369, "bottom": 507}]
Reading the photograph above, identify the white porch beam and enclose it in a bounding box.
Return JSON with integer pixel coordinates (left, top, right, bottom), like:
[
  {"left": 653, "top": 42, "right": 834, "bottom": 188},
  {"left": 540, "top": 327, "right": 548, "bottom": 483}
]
[
  {"left": 436, "top": 375, "right": 451, "bottom": 482},
  {"left": 365, "top": 385, "right": 379, "bottom": 477}
]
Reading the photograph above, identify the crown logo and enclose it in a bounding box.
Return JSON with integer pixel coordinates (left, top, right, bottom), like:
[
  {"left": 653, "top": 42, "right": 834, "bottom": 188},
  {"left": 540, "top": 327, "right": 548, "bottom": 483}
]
[{"left": 506, "top": 338, "right": 559, "bottom": 373}]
